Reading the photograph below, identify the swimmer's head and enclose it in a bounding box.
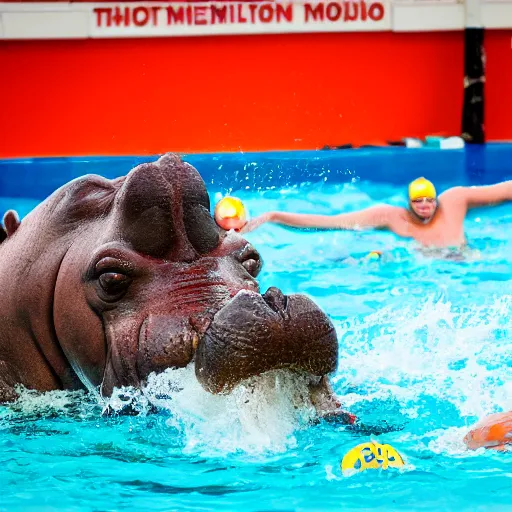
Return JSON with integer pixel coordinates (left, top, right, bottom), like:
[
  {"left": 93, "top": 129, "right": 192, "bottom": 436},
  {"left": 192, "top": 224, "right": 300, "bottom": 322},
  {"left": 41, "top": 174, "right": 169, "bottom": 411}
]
[
  {"left": 214, "top": 196, "right": 247, "bottom": 231},
  {"left": 408, "top": 177, "right": 437, "bottom": 223}
]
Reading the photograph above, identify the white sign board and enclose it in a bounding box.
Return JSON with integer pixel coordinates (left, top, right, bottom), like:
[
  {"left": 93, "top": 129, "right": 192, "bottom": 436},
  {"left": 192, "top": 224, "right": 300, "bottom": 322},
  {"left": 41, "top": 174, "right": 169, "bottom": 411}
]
[
  {"left": 90, "top": 1, "right": 390, "bottom": 37},
  {"left": 0, "top": 0, "right": 511, "bottom": 39}
]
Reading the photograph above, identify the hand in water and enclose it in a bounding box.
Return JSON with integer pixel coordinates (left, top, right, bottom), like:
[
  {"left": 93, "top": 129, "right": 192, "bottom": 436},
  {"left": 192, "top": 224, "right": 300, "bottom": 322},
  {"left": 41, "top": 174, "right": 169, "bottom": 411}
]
[{"left": 240, "top": 212, "right": 273, "bottom": 234}]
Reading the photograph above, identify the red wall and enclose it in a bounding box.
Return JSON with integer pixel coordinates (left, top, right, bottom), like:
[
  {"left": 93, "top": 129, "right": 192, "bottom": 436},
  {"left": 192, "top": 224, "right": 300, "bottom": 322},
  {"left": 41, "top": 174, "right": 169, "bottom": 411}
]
[
  {"left": 0, "top": 30, "right": 504, "bottom": 158},
  {"left": 485, "top": 29, "right": 512, "bottom": 141}
]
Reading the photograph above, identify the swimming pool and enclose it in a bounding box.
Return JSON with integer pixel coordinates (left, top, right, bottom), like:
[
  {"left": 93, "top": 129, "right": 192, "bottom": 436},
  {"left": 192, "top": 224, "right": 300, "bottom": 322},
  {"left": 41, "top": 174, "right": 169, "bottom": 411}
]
[{"left": 1, "top": 144, "right": 512, "bottom": 511}]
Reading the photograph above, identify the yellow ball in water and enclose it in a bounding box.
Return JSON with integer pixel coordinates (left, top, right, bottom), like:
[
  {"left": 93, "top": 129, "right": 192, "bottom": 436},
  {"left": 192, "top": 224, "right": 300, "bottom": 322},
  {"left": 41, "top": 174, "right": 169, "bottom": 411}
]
[
  {"left": 341, "top": 440, "right": 405, "bottom": 475},
  {"left": 367, "top": 251, "right": 382, "bottom": 261},
  {"left": 214, "top": 196, "right": 247, "bottom": 231}
]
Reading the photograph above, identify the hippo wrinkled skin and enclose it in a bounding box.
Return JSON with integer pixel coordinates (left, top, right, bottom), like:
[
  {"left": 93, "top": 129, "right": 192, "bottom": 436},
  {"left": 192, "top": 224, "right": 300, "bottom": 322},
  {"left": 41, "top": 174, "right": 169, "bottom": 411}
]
[{"left": 0, "top": 153, "right": 350, "bottom": 422}]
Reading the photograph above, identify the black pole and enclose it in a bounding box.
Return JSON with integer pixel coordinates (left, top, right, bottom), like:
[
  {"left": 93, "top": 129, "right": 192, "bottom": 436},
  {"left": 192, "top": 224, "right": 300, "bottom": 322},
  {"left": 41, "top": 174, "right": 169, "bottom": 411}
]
[{"left": 461, "top": 27, "right": 485, "bottom": 144}]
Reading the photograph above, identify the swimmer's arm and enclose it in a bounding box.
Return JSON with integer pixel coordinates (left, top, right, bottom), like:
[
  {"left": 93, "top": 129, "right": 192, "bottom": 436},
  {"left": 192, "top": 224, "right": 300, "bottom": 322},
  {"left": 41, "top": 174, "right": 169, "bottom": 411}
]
[
  {"left": 451, "top": 181, "right": 512, "bottom": 208},
  {"left": 241, "top": 206, "right": 395, "bottom": 233}
]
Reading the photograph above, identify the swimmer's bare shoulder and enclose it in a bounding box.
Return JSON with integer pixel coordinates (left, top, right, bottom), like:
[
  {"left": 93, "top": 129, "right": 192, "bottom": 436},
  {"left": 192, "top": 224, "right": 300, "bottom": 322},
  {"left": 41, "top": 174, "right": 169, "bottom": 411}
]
[
  {"left": 438, "top": 186, "right": 467, "bottom": 205},
  {"left": 439, "top": 182, "right": 512, "bottom": 210},
  {"left": 434, "top": 187, "right": 468, "bottom": 218},
  {"left": 381, "top": 206, "right": 414, "bottom": 236},
  {"left": 437, "top": 185, "right": 499, "bottom": 220}
]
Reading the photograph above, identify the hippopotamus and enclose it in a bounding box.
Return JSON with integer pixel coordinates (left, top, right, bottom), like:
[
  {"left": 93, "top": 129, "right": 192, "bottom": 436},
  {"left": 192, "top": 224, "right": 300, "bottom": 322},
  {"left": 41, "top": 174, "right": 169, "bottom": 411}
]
[{"left": 0, "top": 153, "right": 353, "bottom": 423}]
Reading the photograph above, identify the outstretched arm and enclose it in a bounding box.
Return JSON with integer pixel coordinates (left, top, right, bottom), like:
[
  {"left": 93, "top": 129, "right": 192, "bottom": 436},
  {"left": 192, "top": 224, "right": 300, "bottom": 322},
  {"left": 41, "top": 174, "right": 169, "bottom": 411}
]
[
  {"left": 241, "top": 205, "right": 396, "bottom": 234},
  {"left": 457, "top": 181, "right": 512, "bottom": 208}
]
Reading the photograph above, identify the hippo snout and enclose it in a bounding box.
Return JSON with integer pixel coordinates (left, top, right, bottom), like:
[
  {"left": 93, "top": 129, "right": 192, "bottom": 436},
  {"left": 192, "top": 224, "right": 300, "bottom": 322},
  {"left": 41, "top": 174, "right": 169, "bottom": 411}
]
[
  {"left": 137, "top": 315, "right": 200, "bottom": 381},
  {"left": 194, "top": 287, "right": 338, "bottom": 394}
]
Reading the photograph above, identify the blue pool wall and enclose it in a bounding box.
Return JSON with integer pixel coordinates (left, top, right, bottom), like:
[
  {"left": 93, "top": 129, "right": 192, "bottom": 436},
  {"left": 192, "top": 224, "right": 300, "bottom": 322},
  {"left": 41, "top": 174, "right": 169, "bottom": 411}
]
[{"left": 0, "top": 143, "right": 511, "bottom": 202}]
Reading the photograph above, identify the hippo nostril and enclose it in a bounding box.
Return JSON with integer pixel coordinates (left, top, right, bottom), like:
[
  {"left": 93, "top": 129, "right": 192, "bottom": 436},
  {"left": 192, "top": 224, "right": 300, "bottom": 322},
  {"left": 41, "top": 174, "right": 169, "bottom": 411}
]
[
  {"left": 242, "top": 259, "right": 259, "bottom": 276},
  {"left": 262, "top": 287, "right": 288, "bottom": 313},
  {"left": 236, "top": 243, "right": 262, "bottom": 277}
]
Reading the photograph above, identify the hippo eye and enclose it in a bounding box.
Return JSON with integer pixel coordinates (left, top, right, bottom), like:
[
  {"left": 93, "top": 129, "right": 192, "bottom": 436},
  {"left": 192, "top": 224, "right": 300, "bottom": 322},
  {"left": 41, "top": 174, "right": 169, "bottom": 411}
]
[
  {"left": 98, "top": 272, "right": 132, "bottom": 299},
  {"left": 92, "top": 255, "right": 135, "bottom": 302}
]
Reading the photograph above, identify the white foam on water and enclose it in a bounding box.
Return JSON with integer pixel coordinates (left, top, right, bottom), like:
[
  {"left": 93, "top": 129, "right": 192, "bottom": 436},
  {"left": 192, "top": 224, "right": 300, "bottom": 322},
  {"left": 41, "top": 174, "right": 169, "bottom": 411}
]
[
  {"left": 426, "top": 427, "right": 478, "bottom": 456},
  {"left": 137, "top": 367, "right": 318, "bottom": 457},
  {"left": 8, "top": 387, "right": 86, "bottom": 415},
  {"left": 4, "top": 368, "right": 320, "bottom": 456},
  {"left": 335, "top": 294, "right": 512, "bottom": 455}
]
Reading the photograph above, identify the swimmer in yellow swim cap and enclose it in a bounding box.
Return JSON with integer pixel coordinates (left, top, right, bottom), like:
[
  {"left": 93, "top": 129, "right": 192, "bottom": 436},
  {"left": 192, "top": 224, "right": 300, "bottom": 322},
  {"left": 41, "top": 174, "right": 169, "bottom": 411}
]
[
  {"left": 408, "top": 177, "right": 437, "bottom": 224},
  {"left": 241, "top": 176, "right": 512, "bottom": 250},
  {"left": 214, "top": 196, "right": 247, "bottom": 231}
]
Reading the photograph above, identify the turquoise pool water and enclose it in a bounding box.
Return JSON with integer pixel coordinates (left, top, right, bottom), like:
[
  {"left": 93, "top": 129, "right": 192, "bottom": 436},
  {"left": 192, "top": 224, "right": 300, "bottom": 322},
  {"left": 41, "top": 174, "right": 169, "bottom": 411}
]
[{"left": 2, "top": 149, "right": 512, "bottom": 511}]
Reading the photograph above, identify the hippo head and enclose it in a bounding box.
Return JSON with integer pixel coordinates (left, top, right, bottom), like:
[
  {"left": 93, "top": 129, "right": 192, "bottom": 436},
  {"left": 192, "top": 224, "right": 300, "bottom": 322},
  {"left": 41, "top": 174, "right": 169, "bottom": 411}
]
[{"left": 2, "top": 153, "right": 349, "bottom": 421}]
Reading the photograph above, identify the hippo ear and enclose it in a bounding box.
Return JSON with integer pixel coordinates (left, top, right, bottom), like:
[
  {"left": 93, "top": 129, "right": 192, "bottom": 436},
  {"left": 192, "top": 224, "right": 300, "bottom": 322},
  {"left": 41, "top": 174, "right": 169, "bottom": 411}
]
[{"left": 3, "top": 210, "right": 20, "bottom": 237}]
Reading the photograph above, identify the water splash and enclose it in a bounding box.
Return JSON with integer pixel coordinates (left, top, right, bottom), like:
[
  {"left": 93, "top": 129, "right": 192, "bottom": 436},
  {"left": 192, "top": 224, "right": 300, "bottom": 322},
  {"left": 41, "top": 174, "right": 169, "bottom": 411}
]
[
  {"left": 4, "top": 294, "right": 512, "bottom": 459},
  {"left": 335, "top": 294, "right": 512, "bottom": 453},
  {"left": 140, "top": 367, "right": 318, "bottom": 457},
  {"left": 3, "top": 368, "right": 321, "bottom": 457}
]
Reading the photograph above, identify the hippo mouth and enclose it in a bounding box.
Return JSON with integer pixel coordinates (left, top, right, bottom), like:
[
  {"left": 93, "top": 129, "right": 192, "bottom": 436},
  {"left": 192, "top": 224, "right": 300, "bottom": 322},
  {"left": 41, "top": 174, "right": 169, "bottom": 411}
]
[
  {"left": 193, "top": 287, "right": 354, "bottom": 424},
  {"left": 133, "top": 287, "right": 353, "bottom": 423}
]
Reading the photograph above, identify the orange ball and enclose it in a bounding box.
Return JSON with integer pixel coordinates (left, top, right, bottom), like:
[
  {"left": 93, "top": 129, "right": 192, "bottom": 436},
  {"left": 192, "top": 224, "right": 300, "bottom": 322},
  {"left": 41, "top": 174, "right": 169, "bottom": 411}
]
[{"left": 214, "top": 196, "right": 247, "bottom": 231}]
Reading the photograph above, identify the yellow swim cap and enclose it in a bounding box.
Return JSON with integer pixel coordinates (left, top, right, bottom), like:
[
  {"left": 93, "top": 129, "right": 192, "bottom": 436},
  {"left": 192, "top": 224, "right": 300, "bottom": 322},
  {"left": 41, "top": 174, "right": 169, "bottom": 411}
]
[
  {"left": 408, "top": 177, "right": 436, "bottom": 201},
  {"left": 215, "top": 197, "right": 245, "bottom": 220},
  {"left": 214, "top": 196, "right": 247, "bottom": 231}
]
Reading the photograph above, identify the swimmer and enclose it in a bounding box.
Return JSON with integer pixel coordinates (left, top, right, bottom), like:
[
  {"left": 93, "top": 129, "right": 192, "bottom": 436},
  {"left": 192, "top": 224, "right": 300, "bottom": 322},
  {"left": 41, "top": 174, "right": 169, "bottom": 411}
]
[
  {"left": 464, "top": 411, "right": 512, "bottom": 451},
  {"left": 241, "top": 177, "right": 512, "bottom": 250}
]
